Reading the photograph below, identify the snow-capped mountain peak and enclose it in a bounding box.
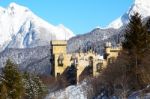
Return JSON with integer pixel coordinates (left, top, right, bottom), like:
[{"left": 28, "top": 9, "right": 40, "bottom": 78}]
[
  {"left": 129, "top": 0, "right": 150, "bottom": 17},
  {"left": 134, "top": 0, "right": 150, "bottom": 6},
  {"left": 8, "top": 2, "right": 29, "bottom": 10},
  {"left": 0, "top": 3, "right": 75, "bottom": 51},
  {"left": 108, "top": 0, "right": 150, "bottom": 29}
]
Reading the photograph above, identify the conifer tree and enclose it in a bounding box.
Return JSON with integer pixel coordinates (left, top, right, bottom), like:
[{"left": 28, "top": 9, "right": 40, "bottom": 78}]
[
  {"left": 122, "top": 13, "right": 150, "bottom": 89},
  {"left": 33, "top": 76, "right": 48, "bottom": 99},
  {"left": 23, "top": 72, "right": 48, "bottom": 99},
  {"left": 1, "top": 59, "right": 24, "bottom": 99},
  {"left": 23, "top": 72, "right": 35, "bottom": 99},
  {"left": 123, "top": 13, "right": 147, "bottom": 56}
]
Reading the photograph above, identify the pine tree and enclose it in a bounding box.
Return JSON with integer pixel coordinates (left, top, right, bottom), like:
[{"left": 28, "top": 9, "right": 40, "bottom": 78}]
[
  {"left": 33, "top": 76, "right": 48, "bottom": 99},
  {"left": 1, "top": 59, "right": 24, "bottom": 99},
  {"left": 23, "top": 72, "right": 35, "bottom": 99},
  {"left": 123, "top": 13, "right": 147, "bottom": 56},
  {"left": 23, "top": 72, "right": 48, "bottom": 99},
  {"left": 122, "top": 13, "right": 150, "bottom": 89}
]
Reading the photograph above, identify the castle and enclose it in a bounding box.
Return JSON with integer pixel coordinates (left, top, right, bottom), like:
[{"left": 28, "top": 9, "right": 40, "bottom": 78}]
[{"left": 50, "top": 40, "right": 121, "bottom": 83}]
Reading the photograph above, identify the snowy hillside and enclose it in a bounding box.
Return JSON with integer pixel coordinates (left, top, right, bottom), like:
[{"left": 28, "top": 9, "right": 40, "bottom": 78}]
[
  {"left": 45, "top": 81, "right": 91, "bottom": 99},
  {"left": 67, "top": 27, "right": 122, "bottom": 54},
  {"left": 0, "top": 3, "right": 74, "bottom": 51},
  {"left": 108, "top": 0, "right": 150, "bottom": 29},
  {"left": 0, "top": 46, "right": 51, "bottom": 75}
]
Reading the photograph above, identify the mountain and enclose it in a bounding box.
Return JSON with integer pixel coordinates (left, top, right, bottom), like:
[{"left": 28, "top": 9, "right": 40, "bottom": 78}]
[
  {"left": 0, "top": 3, "right": 74, "bottom": 52},
  {"left": 67, "top": 27, "right": 123, "bottom": 54},
  {"left": 108, "top": 0, "right": 150, "bottom": 29},
  {"left": 0, "top": 46, "right": 51, "bottom": 75}
]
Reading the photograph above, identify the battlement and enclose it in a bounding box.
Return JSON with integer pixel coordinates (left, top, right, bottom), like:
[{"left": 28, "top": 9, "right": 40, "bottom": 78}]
[
  {"left": 105, "top": 42, "right": 122, "bottom": 53},
  {"left": 51, "top": 40, "right": 67, "bottom": 46},
  {"left": 110, "top": 47, "right": 121, "bottom": 52}
]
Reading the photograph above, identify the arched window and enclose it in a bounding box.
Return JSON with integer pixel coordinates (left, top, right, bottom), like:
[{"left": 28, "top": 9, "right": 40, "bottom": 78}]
[
  {"left": 58, "top": 54, "right": 64, "bottom": 66},
  {"left": 88, "top": 56, "right": 93, "bottom": 67},
  {"left": 70, "top": 54, "right": 78, "bottom": 65},
  {"left": 96, "top": 63, "right": 103, "bottom": 72}
]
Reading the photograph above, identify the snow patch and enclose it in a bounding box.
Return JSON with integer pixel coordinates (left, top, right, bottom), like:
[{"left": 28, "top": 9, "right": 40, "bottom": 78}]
[
  {"left": 45, "top": 82, "right": 92, "bottom": 99},
  {"left": 108, "top": 0, "right": 150, "bottom": 29}
]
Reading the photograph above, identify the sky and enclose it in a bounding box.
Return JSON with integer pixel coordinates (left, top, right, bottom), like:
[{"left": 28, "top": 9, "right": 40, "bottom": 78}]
[{"left": 0, "top": 0, "right": 134, "bottom": 34}]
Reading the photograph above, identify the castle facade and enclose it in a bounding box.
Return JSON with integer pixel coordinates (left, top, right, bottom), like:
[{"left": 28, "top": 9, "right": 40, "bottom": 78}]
[{"left": 50, "top": 40, "right": 121, "bottom": 83}]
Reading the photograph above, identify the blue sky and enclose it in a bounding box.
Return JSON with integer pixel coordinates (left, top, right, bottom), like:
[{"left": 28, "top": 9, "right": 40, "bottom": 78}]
[{"left": 0, "top": 0, "right": 133, "bottom": 34}]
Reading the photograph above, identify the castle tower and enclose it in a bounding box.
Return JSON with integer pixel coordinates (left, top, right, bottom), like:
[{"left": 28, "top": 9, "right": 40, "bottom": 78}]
[
  {"left": 104, "top": 42, "right": 121, "bottom": 65},
  {"left": 105, "top": 42, "right": 112, "bottom": 55},
  {"left": 50, "top": 40, "right": 67, "bottom": 77}
]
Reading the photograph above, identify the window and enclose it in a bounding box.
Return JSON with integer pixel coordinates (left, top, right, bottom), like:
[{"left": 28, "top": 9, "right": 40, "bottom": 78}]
[
  {"left": 96, "top": 63, "right": 103, "bottom": 72},
  {"left": 57, "top": 73, "right": 60, "bottom": 77},
  {"left": 58, "top": 54, "right": 64, "bottom": 66},
  {"left": 70, "top": 54, "right": 78, "bottom": 65},
  {"left": 104, "top": 53, "right": 109, "bottom": 60},
  {"left": 108, "top": 57, "right": 115, "bottom": 64},
  {"left": 58, "top": 59, "right": 63, "bottom": 66},
  {"left": 88, "top": 56, "right": 93, "bottom": 67}
]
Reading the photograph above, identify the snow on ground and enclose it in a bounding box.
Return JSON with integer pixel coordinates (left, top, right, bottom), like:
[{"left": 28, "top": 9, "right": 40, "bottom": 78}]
[
  {"left": 128, "top": 85, "right": 150, "bottom": 99},
  {"left": 128, "top": 92, "right": 150, "bottom": 99},
  {"left": 45, "top": 81, "right": 92, "bottom": 99}
]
